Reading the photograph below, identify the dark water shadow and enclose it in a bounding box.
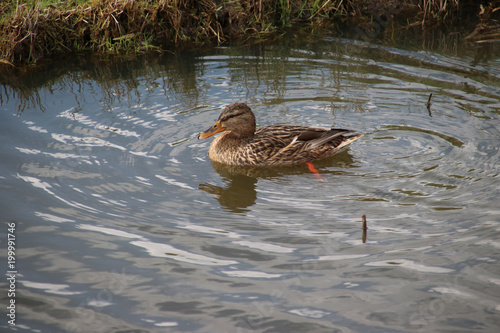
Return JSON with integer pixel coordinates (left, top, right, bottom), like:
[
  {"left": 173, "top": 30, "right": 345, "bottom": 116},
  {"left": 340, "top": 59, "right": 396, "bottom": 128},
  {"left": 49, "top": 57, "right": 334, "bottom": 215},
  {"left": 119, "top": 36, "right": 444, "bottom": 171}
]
[
  {"left": 385, "top": 125, "right": 465, "bottom": 148},
  {"left": 3, "top": 27, "right": 499, "bottom": 116},
  {"left": 199, "top": 150, "right": 358, "bottom": 213},
  {"left": 0, "top": 51, "right": 206, "bottom": 114}
]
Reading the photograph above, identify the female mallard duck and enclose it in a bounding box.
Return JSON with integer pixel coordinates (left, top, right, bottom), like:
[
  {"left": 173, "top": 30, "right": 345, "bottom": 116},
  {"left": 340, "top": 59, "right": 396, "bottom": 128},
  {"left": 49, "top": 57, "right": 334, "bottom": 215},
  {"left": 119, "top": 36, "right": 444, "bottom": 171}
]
[{"left": 198, "top": 102, "right": 362, "bottom": 166}]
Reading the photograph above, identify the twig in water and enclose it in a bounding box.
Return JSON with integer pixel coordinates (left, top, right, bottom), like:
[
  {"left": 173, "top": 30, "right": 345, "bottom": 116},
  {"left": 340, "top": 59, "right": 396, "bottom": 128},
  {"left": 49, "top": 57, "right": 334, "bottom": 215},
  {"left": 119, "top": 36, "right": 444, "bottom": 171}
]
[
  {"left": 362, "top": 214, "right": 368, "bottom": 243},
  {"left": 426, "top": 93, "right": 433, "bottom": 116}
]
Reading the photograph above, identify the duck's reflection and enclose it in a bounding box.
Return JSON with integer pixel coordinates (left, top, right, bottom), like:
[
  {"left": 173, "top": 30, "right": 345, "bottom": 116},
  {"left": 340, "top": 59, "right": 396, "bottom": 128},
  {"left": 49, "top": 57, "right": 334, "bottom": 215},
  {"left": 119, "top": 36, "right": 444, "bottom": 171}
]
[
  {"left": 199, "top": 171, "right": 257, "bottom": 213},
  {"left": 199, "top": 150, "right": 358, "bottom": 213}
]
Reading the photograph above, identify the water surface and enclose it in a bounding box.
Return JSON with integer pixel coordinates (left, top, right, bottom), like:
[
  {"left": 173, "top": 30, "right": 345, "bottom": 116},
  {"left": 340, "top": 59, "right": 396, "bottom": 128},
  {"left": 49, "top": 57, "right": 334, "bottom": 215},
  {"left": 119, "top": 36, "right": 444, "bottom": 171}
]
[{"left": 1, "top": 32, "right": 500, "bottom": 332}]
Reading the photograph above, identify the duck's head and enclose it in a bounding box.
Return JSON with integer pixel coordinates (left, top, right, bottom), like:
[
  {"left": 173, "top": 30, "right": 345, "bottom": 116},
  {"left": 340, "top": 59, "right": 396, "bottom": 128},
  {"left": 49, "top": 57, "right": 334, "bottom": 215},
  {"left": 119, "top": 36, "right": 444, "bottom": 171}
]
[{"left": 198, "top": 102, "right": 256, "bottom": 139}]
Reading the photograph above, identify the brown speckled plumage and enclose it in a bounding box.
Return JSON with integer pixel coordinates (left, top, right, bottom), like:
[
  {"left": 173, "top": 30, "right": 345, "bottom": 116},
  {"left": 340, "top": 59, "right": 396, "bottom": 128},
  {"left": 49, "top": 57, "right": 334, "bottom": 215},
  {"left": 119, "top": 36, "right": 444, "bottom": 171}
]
[{"left": 198, "top": 102, "right": 362, "bottom": 166}]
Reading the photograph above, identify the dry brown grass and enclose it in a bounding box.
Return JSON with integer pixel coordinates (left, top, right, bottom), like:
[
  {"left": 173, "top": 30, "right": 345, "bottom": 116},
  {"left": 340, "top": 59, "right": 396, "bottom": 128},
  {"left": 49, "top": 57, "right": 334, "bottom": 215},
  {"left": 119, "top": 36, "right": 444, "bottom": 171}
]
[
  {"left": 0, "top": 0, "right": 495, "bottom": 65},
  {"left": 465, "top": 3, "right": 500, "bottom": 44}
]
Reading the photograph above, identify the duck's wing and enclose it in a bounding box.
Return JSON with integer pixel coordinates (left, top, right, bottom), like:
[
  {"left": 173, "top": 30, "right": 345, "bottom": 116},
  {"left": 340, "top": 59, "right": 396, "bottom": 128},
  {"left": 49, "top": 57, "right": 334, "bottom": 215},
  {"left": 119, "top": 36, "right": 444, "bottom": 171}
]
[
  {"left": 252, "top": 125, "right": 359, "bottom": 165},
  {"left": 256, "top": 125, "right": 354, "bottom": 148},
  {"left": 301, "top": 128, "right": 355, "bottom": 150}
]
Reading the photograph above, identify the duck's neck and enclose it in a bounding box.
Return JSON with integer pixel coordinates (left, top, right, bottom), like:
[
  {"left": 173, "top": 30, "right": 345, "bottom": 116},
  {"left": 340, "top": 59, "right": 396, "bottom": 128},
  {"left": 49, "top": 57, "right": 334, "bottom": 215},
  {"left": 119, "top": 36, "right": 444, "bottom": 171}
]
[
  {"left": 225, "top": 130, "right": 254, "bottom": 142},
  {"left": 209, "top": 131, "right": 251, "bottom": 164}
]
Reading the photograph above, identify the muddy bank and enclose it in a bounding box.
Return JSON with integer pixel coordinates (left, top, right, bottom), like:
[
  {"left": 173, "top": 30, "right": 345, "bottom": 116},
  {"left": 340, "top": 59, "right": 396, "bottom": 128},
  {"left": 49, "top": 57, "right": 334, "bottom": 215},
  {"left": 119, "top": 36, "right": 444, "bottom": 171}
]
[{"left": 0, "top": 0, "right": 498, "bottom": 66}]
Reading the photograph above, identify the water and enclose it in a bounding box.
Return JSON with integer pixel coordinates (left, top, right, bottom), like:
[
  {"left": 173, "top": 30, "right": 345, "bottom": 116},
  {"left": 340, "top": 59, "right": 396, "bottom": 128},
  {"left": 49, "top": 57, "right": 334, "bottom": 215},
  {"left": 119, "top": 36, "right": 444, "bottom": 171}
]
[{"left": 1, "top": 32, "right": 500, "bottom": 332}]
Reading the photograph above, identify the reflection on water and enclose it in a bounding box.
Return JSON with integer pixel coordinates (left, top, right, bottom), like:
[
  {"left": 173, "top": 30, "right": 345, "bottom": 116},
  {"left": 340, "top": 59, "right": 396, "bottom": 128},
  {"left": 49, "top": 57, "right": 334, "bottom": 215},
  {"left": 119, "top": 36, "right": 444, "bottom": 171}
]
[
  {"left": 1, "top": 50, "right": 206, "bottom": 115},
  {"left": 385, "top": 125, "right": 465, "bottom": 148},
  {"left": 199, "top": 174, "right": 258, "bottom": 213},
  {"left": 1, "top": 30, "right": 500, "bottom": 333},
  {"left": 200, "top": 151, "right": 358, "bottom": 213}
]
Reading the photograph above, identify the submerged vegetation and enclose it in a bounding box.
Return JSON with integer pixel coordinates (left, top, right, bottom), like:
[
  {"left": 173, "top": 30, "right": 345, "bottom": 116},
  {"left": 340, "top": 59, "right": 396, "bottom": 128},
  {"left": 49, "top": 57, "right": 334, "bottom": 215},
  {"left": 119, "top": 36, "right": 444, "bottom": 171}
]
[{"left": 0, "top": 0, "right": 498, "bottom": 65}]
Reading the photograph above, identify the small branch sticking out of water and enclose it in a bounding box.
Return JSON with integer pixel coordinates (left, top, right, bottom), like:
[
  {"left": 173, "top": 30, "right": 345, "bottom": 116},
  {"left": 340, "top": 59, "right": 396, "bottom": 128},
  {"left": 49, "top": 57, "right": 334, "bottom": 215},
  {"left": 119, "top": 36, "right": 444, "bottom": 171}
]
[
  {"left": 426, "top": 93, "right": 433, "bottom": 116},
  {"left": 362, "top": 214, "right": 368, "bottom": 243}
]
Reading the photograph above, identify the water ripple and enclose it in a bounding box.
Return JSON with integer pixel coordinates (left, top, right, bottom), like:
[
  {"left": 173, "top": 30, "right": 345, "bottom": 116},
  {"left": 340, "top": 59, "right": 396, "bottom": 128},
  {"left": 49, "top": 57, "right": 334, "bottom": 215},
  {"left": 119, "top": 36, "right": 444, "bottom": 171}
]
[
  {"left": 2, "top": 32, "right": 500, "bottom": 333},
  {"left": 365, "top": 259, "right": 454, "bottom": 273}
]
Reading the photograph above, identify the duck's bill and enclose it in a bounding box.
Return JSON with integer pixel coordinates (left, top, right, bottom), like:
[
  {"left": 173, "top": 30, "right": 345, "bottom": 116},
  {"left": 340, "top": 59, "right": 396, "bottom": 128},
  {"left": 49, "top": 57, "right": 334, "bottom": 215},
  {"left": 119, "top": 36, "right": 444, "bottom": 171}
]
[{"left": 198, "top": 120, "right": 225, "bottom": 139}]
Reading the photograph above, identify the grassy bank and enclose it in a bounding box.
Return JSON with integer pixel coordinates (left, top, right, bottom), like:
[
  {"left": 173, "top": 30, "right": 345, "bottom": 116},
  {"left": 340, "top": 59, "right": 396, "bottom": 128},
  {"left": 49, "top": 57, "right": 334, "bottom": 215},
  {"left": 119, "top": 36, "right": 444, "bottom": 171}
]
[{"left": 0, "top": 0, "right": 498, "bottom": 65}]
